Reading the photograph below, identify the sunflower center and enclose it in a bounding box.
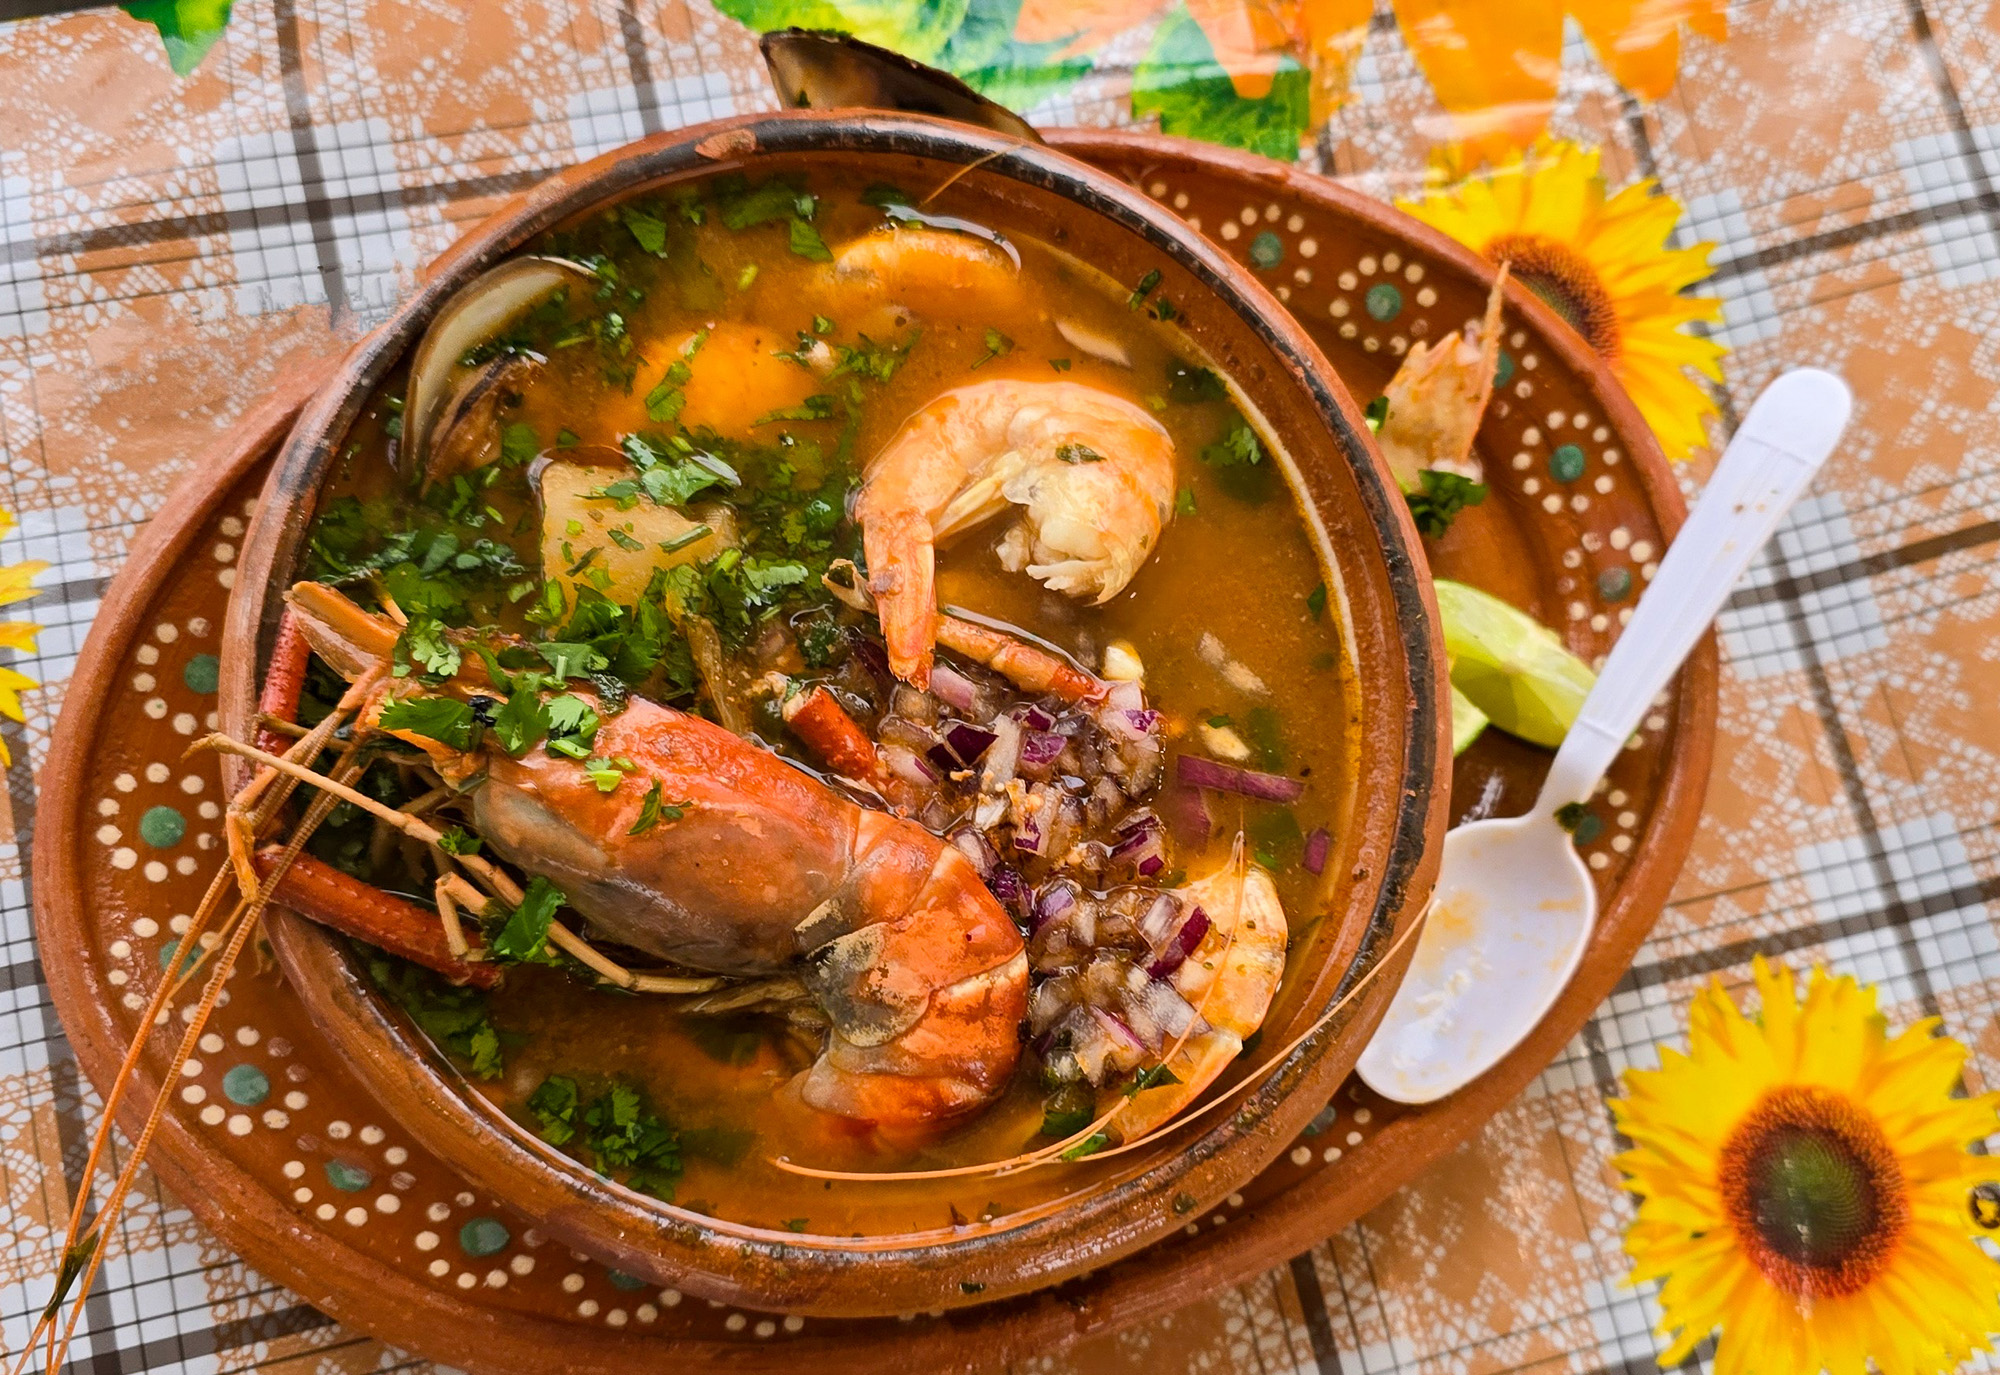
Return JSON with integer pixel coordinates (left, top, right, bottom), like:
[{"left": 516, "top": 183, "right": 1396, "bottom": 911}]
[
  {"left": 1484, "top": 234, "right": 1622, "bottom": 359},
  {"left": 1717, "top": 1085, "right": 1909, "bottom": 1299}
]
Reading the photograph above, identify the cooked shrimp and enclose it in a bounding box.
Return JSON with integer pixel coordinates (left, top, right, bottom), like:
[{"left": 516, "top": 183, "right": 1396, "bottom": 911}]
[
  {"left": 284, "top": 581, "right": 1028, "bottom": 1142},
  {"left": 1375, "top": 268, "right": 1508, "bottom": 490},
  {"left": 1117, "top": 855, "right": 1289, "bottom": 1140},
  {"left": 820, "top": 224, "right": 1019, "bottom": 324},
  {"left": 852, "top": 378, "right": 1177, "bottom": 685}
]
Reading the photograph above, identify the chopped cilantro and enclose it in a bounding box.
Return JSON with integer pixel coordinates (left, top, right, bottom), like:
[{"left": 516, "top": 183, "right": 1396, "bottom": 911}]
[
  {"left": 526, "top": 1075, "right": 579, "bottom": 1145},
  {"left": 736, "top": 263, "right": 759, "bottom": 290},
  {"left": 606, "top": 525, "right": 644, "bottom": 552},
  {"left": 544, "top": 693, "right": 602, "bottom": 758},
  {"left": 436, "top": 825, "right": 483, "bottom": 856},
  {"left": 861, "top": 183, "right": 912, "bottom": 208},
  {"left": 1148, "top": 295, "right": 1178, "bottom": 321},
  {"left": 795, "top": 613, "right": 843, "bottom": 668},
  {"left": 971, "top": 327, "right": 1014, "bottom": 369},
  {"left": 627, "top": 779, "right": 689, "bottom": 835},
  {"left": 716, "top": 177, "right": 816, "bottom": 230},
  {"left": 499, "top": 422, "right": 540, "bottom": 466},
  {"left": 753, "top": 395, "right": 837, "bottom": 426},
  {"left": 367, "top": 955, "right": 503, "bottom": 1079},
  {"left": 487, "top": 875, "right": 566, "bottom": 964},
  {"left": 1364, "top": 395, "right": 1390, "bottom": 432},
  {"left": 538, "top": 641, "right": 608, "bottom": 681},
  {"left": 582, "top": 1081, "right": 682, "bottom": 1198},
  {"left": 492, "top": 687, "right": 550, "bottom": 756},
  {"left": 1200, "top": 419, "right": 1266, "bottom": 468},
  {"left": 1126, "top": 1064, "right": 1182, "bottom": 1097},
  {"left": 556, "top": 427, "right": 580, "bottom": 449},
  {"left": 1405, "top": 470, "right": 1488, "bottom": 539},
  {"left": 620, "top": 433, "right": 730, "bottom": 508},
  {"left": 394, "top": 615, "right": 461, "bottom": 681},
  {"left": 1049, "top": 357, "right": 1072, "bottom": 372},
  {"left": 1060, "top": 1131, "right": 1110, "bottom": 1161},
  {"left": 582, "top": 756, "right": 631, "bottom": 792},
  {"left": 782, "top": 1218, "right": 809, "bottom": 1233},
  {"left": 1126, "top": 268, "right": 1162, "bottom": 309},
  {"left": 1167, "top": 361, "right": 1227, "bottom": 403},
  {"left": 787, "top": 216, "right": 832, "bottom": 261},
  {"left": 618, "top": 203, "right": 669, "bottom": 257},
  {"left": 377, "top": 695, "right": 474, "bottom": 750},
  {"left": 1306, "top": 582, "right": 1326, "bottom": 620},
  {"left": 1176, "top": 485, "right": 1197, "bottom": 516}
]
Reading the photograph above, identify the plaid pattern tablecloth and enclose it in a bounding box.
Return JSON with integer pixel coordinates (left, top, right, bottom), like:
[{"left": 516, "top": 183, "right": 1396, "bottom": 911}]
[{"left": 1, "top": 1, "right": 1998, "bottom": 1372}]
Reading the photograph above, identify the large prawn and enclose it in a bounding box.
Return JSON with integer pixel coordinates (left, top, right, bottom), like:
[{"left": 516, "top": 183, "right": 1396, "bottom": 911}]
[
  {"left": 852, "top": 378, "right": 1178, "bottom": 687},
  {"left": 281, "top": 581, "right": 1028, "bottom": 1141}
]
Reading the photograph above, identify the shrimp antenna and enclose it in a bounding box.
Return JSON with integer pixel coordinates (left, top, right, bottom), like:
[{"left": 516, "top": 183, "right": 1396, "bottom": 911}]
[{"left": 919, "top": 147, "right": 1011, "bottom": 209}]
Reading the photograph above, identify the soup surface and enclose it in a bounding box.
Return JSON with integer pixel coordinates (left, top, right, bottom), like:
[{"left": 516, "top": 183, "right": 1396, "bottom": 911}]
[{"left": 290, "top": 165, "right": 1356, "bottom": 1235}]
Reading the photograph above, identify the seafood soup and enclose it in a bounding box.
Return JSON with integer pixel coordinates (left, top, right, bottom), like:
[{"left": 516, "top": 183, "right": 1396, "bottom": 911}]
[{"left": 273, "top": 165, "right": 1359, "bottom": 1234}]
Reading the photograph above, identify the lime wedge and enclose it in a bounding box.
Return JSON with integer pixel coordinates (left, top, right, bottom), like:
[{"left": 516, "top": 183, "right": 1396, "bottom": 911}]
[
  {"left": 1450, "top": 684, "right": 1488, "bottom": 756},
  {"left": 1435, "top": 579, "right": 1596, "bottom": 749}
]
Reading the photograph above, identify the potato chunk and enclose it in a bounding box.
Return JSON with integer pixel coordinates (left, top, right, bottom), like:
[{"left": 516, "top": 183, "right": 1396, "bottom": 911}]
[{"left": 537, "top": 461, "right": 736, "bottom": 607}]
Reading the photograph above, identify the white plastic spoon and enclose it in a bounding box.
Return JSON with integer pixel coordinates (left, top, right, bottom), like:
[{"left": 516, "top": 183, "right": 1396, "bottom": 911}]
[{"left": 1356, "top": 368, "right": 1853, "bottom": 1105}]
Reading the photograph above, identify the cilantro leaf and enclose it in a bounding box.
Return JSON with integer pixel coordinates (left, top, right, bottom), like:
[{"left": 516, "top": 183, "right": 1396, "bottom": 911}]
[
  {"left": 1167, "top": 361, "right": 1228, "bottom": 403},
  {"left": 1306, "top": 582, "right": 1327, "bottom": 620},
  {"left": 492, "top": 686, "right": 551, "bottom": 756},
  {"left": 377, "top": 695, "right": 474, "bottom": 750},
  {"left": 627, "top": 779, "right": 690, "bottom": 835},
  {"left": 971, "top": 327, "right": 1013, "bottom": 369},
  {"left": 544, "top": 694, "right": 602, "bottom": 758},
  {"left": 618, "top": 203, "right": 669, "bottom": 257},
  {"left": 1127, "top": 268, "right": 1162, "bottom": 310},
  {"left": 1364, "top": 395, "right": 1390, "bottom": 432},
  {"left": 488, "top": 875, "right": 566, "bottom": 964},
  {"left": 1404, "top": 470, "right": 1488, "bottom": 539},
  {"left": 537, "top": 641, "right": 609, "bottom": 681},
  {"left": 716, "top": 177, "right": 815, "bottom": 230},
  {"left": 500, "top": 422, "right": 540, "bottom": 466},
  {"left": 753, "top": 394, "right": 836, "bottom": 426},
  {"left": 526, "top": 1075, "right": 579, "bottom": 1145},
  {"left": 787, "top": 216, "right": 833, "bottom": 262},
  {"left": 367, "top": 955, "right": 503, "bottom": 1078},
  {"left": 1200, "top": 419, "right": 1266, "bottom": 467},
  {"left": 394, "top": 615, "right": 461, "bottom": 681}
]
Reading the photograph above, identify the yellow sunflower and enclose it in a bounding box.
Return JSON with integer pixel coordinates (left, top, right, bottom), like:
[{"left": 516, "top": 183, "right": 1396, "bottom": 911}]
[
  {"left": 1397, "top": 139, "right": 1726, "bottom": 460},
  {"left": 1613, "top": 957, "right": 2000, "bottom": 1375}
]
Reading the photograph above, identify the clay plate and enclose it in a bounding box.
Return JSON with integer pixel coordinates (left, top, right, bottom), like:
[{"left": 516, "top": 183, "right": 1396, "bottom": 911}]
[
  {"left": 35, "top": 128, "right": 1712, "bottom": 1372},
  {"left": 215, "top": 111, "right": 1447, "bottom": 1319}
]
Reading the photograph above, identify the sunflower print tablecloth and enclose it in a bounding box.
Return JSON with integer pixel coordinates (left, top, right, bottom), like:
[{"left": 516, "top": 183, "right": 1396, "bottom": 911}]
[{"left": 1, "top": 2, "right": 1999, "bottom": 1373}]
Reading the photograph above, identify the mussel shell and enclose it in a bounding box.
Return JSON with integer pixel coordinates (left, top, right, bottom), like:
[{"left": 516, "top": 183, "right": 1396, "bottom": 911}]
[
  {"left": 400, "top": 254, "right": 594, "bottom": 488},
  {"left": 760, "top": 29, "right": 1044, "bottom": 144}
]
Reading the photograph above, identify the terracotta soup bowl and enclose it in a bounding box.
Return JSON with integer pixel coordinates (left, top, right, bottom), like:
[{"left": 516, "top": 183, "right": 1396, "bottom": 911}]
[{"left": 219, "top": 110, "right": 1448, "bottom": 1318}]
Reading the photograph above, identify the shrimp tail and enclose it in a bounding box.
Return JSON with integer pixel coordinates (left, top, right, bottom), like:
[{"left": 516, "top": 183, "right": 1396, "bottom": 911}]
[{"left": 861, "top": 509, "right": 938, "bottom": 687}]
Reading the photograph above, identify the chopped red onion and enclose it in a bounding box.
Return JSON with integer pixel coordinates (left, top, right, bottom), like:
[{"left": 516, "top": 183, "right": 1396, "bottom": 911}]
[
  {"left": 881, "top": 744, "right": 935, "bottom": 787},
  {"left": 1030, "top": 881, "right": 1076, "bottom": 931},
  {"left": 950, "top": 826, "right": 998, "bottom": 879},
  {"left": 1147, "top": 906, "right": 1210, "bottom": 979},
  {"left": 1175, "top": 754, "right": 1306, "bottom": 803},
  {"left": 1091, "top": 1007, "right": 1148, "bottom": 1074},
  {"left": 1013, "top": 814, "right": 1045, "bottom": 857},
  {"left": 980, "top": 717, "right": 1021, "bottom": 792},
  {"left": 1111, "top": 823, "right": 1167, "bottom": 878},
  {"left": 1103, "top": 679, "right": 1145, "bottom": 713},
  {"left": 1018, "top": 729, "right": 1066, "bottom": 774},
  {"left": 1134, "top": 979, "right": 1202, "bottom": 1039},
  {"left": 1015, "top": 703, "right": 1056, "bottom": 732},
  {"left": 1303, "top": 826, "right": 1331, "bottom": 875},
  {"left": 928, "top": 661, "right": 979, "bottom": 712},
  {"left": 987, "top": 864, "right": 1027, "bottom": 917},
  {"left": 941, "top": 720, "right": 998, "bottom": 764},
  {"left": 1137, "top": 893, "right": 1182, "bottom": 947},
  {"left": 848, "top": 635, "right": 892, "bottom": 687}
]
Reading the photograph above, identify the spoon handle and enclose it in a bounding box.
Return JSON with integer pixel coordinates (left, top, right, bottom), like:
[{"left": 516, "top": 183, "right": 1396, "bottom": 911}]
[{"left": 1536, "top": 369, "right": 1853, "bottom": 817}]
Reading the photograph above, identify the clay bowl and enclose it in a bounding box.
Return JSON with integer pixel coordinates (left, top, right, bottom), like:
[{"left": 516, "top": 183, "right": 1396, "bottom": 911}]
[{"left": 219, "top": 110, "right": 1449, "bottom": 1318}]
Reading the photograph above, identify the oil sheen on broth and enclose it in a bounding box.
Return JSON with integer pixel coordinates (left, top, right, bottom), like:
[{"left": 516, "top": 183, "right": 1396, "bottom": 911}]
[{"left": 299, "top": 167, "right": 1356, "bottom": 1236}]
